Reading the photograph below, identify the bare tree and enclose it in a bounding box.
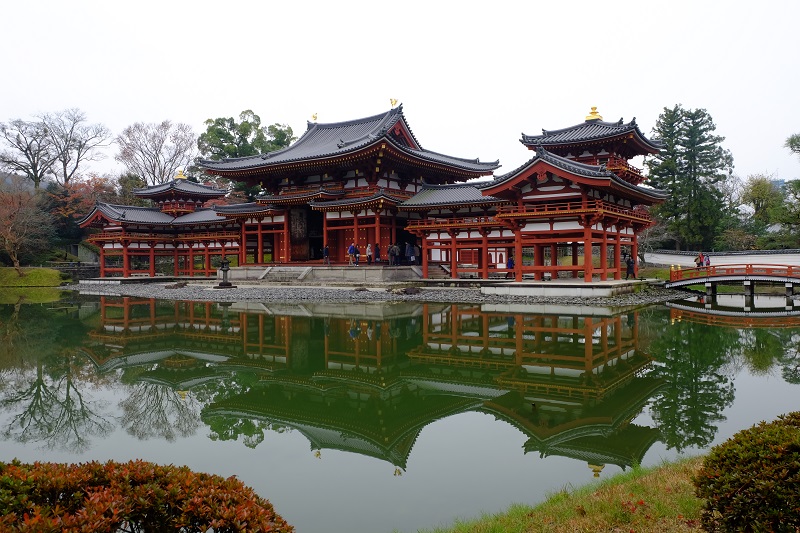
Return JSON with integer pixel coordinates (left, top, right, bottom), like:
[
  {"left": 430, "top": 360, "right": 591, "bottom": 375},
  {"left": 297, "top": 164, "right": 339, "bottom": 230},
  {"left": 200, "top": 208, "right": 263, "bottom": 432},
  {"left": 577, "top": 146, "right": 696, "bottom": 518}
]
[
  {"left": 0, "top": 119, "right": 58, "bottom": 189},
  {"left": 115, "top": 121, "right": 196, "bottom": 185},
  {"left": 41, "top": 108, "right": 111, "bottom": 186},
  {"left": 0, "top": 175, "right": 55, "bottom": 275}
]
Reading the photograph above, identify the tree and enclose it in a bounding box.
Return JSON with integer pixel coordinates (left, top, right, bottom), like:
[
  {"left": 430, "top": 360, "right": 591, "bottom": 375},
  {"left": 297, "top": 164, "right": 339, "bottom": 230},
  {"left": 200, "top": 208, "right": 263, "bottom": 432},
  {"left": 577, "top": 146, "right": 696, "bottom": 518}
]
[
  {"left": 42, "top": 108, "right": 111, "bottom": 186},
  {"left": 740, "top": 174, "right": 783, "bottom": 226},
  {"left": 116, "top": 121, "right": 196, "bottom": 186},
  {"left": 0, "top": 119, "right": 58, "bottom": 189},
  {"left": 0, "top": 176, "right": 55, "bottom": 274},
  {"left": 197, "top": 110, "right": 295, "bottom": 161},
  {"left": 786, "top": 133, "right": 800, "bottom": 158},
  {"left": 46, "top": 176, "right": 117, "bottom": 243},
  {"left": 646, "top": 105, "right": 734, "bottom": 250}
]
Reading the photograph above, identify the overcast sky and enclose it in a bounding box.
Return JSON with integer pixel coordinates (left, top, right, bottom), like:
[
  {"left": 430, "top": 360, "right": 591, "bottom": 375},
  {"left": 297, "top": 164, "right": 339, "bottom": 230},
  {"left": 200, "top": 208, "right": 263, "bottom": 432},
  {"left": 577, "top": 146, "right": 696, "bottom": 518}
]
[{"left": 3, "top": 0, "right": 798, "bottom": 182}]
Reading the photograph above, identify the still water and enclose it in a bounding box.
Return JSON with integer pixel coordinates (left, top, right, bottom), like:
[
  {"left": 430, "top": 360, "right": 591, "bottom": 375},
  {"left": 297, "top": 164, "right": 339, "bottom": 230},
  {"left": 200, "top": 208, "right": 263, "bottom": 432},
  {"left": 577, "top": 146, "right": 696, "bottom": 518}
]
[{"left": 0, "top": 292, "right": 799, "bottom": 532}]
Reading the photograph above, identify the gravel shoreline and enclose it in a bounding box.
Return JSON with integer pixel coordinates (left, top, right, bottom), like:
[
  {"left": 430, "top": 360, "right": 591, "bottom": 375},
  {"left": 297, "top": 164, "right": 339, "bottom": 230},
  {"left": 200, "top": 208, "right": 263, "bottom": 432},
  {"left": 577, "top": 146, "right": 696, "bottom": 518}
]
[{"left": 68, "top": 281, "right": 690, "bottom": 308}]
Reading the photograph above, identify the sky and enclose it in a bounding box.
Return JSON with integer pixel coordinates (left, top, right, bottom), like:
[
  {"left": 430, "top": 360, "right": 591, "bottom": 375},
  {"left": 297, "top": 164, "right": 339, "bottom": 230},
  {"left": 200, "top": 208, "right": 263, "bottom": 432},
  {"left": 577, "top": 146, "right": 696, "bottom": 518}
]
[{"left": 2, "top": 0, "right": 799, "bottom": 183}]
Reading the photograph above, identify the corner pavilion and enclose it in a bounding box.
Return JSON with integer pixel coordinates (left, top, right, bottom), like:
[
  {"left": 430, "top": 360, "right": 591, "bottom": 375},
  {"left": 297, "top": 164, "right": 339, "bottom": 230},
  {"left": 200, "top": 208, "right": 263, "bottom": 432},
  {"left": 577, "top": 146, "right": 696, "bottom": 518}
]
[{"left": 80, "top": 106, "right": 666, "bottom": 280}]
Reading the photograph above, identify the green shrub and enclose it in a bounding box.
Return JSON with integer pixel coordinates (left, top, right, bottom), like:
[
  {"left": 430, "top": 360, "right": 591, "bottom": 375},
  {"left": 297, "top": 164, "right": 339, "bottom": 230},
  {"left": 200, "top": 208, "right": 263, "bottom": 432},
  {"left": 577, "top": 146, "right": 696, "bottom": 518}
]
[
  {"left": 693, "top": 412, "right": 800, "bottom": 532},
  {"left": 0, "top": 459, "right": 294, "bottom": 532}
]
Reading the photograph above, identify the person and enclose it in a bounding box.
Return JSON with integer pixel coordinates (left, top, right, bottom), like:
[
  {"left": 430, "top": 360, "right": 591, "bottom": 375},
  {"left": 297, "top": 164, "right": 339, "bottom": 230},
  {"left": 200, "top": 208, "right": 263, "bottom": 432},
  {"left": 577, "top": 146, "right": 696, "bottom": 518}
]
[
  {"left": 323, "top": 244, "right": 330, "bottom": 265},
  {"left": 388, "top": 243, "right": 396, "bottom": 266},
  {"left": 354, "top": 244, "right": 360, "bottom": 266},
  {"left": 626, "top": 255, "right": 635, "bottom": 280},
  {"left": 375, "top": 243, "right": 381, "bottom": 263},
  {"left": 704, "top": 254, "right": 711, "bottom": 267},
  {"left": 413, "top": 244, "right": 421, "bottom": 265},
  {"left": 366, "top": 243, "right": 373, "bottom": 265},
  {"left": 409, "top": 243, "right": 416, "bottom": 265},
  {"left": 347, "top": 242, "right": 356, "bottom": 266},
  {"left": 695, "top": 252, "right": 704, "bottom": 268},
  {"left": 506, "top": 255, "right": 515, "bottom": 278},
  {"left": 405, "top": 242, "right": 413, "bottom": 265}
]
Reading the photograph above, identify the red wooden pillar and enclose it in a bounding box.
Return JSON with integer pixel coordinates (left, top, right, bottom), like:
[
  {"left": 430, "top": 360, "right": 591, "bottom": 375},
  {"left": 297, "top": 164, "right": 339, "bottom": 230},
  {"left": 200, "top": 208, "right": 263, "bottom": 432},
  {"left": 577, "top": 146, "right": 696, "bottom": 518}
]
[
  {"left": 632, "top": 235, "right": 639, "bottom": 278},
  {"left": 149, "top": 245, "right": 156, "bottom": 277},
  {"left": 613, "top": 231, "right": 621, "bottom": 280},
  {"left": 533, "top": 243, "right": 543, "bottom": 281},
  {"left": 323, "top": 214, "right": 328, "bottom": 248},
  {"left": 583, "top": 227, "right": 593, "bottom": 282},
  {"left": 481, "top": 229, "right": 489, "bottom": 279},
  {"left": 240, "top": 223, "right": 247, "bottom": 265},
  {"left": 599, "top": 227, "right": 608, "bottom": 281},
  {"left": 205, "top": 243, "right": 211, "bottom": 276},
  {"left": 282, "top": 215, "right": 290, "bottom": 263},
  {"left": 188, "top": 245, "right": 194, "bottom": 276},
  {"left": 99, "top": 247, "right": 106, "bottom": 277},
  {"left": 550, "top": 244, "right": 558, "bottom": 279},
  {"left": 173, "top": 247, "right": 179, "bottom": 276},
  {"left": 353, "top": 210, "right": 359, "bottom": 249},
  {"left": 421, "top": 231, "right": 429, "bottom": 278},
  {"left": 514, "top": 229, "right": 523, "bottom": 282},
  {"left": 450, "top": 230, "right": 458, "bottom": 279},
  {"left": 123, "top": 241, "right": 131, "bottom": 277}
]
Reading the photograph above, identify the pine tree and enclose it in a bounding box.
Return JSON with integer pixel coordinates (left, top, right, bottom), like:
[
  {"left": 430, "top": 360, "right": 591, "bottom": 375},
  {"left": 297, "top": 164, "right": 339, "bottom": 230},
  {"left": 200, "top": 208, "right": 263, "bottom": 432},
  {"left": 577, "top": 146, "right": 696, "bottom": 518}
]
[{"left": 647, "top": 105, "right": 734, "bottom": 250}]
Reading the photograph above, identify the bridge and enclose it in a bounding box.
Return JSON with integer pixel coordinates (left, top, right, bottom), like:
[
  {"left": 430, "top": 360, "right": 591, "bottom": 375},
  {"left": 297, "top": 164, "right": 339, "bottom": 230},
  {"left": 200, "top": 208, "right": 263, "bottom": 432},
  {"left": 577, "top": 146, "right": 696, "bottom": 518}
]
[
  {"left": 665, "top": 264, "right": 800, "bottom": 297},
  {"left": 666, "top": 295, "right": 800, "bottom": 328}
]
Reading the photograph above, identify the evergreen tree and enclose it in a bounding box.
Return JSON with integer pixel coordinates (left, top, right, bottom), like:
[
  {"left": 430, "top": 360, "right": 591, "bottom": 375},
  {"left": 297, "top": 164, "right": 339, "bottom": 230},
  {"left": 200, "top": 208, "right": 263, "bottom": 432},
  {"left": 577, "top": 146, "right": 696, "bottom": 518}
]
[{"left": 647, "top": 105, "right": 734, "bottom": 250}]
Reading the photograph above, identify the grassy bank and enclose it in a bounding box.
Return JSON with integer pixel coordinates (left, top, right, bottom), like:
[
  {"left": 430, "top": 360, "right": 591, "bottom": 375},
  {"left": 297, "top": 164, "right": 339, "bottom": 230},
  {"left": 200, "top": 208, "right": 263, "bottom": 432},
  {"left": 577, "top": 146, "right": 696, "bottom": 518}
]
[
  {"left": 418, "top": 456, "right": 704, "bottom": 533},
  {"left": 0, "top": 267, "right": 64, "bottom": 287}
]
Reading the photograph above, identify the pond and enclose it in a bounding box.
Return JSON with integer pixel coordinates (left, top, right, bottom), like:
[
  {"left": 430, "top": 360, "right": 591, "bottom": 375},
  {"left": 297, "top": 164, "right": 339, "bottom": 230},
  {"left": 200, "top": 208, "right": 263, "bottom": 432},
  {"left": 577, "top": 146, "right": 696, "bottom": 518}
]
[{"left": 0, "top": 292, "right": 798, "bottom": 533}]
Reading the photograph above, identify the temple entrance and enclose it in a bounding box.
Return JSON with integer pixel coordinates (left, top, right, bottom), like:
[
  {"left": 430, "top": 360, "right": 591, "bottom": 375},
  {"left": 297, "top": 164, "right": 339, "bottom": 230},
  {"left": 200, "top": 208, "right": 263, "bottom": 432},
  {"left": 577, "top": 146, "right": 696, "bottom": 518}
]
[{"left": 308, "top": 210, "right": 324, "bottom": 260}]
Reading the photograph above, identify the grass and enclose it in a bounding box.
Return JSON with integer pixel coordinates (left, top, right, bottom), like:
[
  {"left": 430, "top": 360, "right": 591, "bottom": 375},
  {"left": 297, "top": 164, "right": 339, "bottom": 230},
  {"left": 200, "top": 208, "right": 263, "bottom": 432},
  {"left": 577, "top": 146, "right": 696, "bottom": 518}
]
[
  {"left": 0, "top": 267, "right": 65, "bottom": 287},
  {"left": 417, "top": 456, "right": 704, "bottom": 533},
  {"left": 0, "top": 287, "right": 69, "bottom": 304}
]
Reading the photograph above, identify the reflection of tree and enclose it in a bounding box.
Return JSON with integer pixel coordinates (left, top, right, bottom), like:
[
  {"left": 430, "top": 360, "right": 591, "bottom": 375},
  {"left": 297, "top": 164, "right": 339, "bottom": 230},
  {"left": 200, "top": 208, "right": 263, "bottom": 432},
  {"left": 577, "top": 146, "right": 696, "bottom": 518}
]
[
  {"left": 0, "top": 305, "right": 111, "bottom": 452},
  {"left": 205, "top": 415, "right": 286, "bottom": 449},
  {"left": 643, "top": 310, "right": 736, "bottom": 452},
  {"left": 119, "top": 383, "right": 200, "bottom": 441},
  {"left": 779, "top": 332, "right": 800, "bottom": 384}
]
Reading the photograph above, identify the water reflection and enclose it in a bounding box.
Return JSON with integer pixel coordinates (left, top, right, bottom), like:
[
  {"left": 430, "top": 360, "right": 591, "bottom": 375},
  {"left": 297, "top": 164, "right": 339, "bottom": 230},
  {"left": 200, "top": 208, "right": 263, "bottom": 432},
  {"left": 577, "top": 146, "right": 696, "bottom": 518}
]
[{"left": 1, "top": 295, "right": 799, "bottom": 476}]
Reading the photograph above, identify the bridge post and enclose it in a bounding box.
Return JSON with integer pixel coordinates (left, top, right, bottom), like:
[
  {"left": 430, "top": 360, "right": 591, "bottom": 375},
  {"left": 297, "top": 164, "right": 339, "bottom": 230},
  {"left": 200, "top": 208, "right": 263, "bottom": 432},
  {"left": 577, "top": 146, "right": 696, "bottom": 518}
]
[
  {"left": 705, "top": 282, "right": 717, "bottom": 300},
  {"left": 743, "top": 280, "right": 754, "bottom": 297},
  {"left": 787, "top": 283, "right": 794, "bottom": 297}
]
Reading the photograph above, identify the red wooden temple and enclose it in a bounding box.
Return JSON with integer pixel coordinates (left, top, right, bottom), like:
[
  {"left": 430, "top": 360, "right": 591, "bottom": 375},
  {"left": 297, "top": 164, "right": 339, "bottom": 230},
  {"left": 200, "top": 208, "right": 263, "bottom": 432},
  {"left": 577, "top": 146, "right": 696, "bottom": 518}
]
[{"left": 80, "top": 106, "right": 665, "bottom": 280}]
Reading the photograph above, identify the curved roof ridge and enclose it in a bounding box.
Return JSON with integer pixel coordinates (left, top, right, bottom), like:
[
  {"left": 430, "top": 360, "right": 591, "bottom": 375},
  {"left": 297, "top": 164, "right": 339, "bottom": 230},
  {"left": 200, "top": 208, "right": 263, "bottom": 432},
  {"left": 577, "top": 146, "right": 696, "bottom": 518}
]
[{"left": 538, "top": 117, "right": 629, "bottom": 137}]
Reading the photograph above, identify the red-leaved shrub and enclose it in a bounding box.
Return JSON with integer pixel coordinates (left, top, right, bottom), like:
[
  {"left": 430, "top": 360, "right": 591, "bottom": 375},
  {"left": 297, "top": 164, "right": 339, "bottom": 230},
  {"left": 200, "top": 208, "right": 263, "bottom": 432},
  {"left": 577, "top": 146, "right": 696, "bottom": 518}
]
[{"left": 0, "top": 459, "right": 294, "bottom": 532}]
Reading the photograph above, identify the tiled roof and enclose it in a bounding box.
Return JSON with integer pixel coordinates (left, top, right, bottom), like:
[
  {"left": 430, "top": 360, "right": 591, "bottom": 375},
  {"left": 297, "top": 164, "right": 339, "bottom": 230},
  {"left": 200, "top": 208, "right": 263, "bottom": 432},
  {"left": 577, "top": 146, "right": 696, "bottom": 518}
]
[
  {"left": 213, "top": 202, "right": 279, "bottom": 215},
  {"left": 197, "top": 105, "right": 499, "bottom": 174},
  {"left": 401, "top": 183, "right": 506, "bottom": 208},
  {"left": 134, "top": 179, "right": 228, "bottom": 198},
  {"left": 172, "top": 208, "right": 224, "bottom": 225},
  {"left": 521, "top": 117, "right": 663, "bottom": 151},
  {"left": 309, "top": 190, "right": 408, "bottom": 209},
  {"left": 487, "top": 149, "right": 667, "bottom": 200},
  {"left": 95, "top": 203, "right": 175, "bottom": 225}
]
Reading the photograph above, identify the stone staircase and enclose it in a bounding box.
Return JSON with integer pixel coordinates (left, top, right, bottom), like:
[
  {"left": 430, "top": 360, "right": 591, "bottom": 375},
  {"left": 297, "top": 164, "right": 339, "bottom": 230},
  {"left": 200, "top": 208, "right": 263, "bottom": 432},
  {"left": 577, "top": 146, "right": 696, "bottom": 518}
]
[{"left": 426, "top": 264, "right": 450, "bottom": 280}]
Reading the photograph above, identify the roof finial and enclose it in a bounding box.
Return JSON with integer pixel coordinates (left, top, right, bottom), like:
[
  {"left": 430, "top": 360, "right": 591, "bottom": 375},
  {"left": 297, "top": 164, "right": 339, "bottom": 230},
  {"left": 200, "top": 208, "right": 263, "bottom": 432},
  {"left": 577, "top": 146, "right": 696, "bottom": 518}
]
[
  {"left": 175, "top": 169, "right": 187, "bottom": 180},
  {"left": 390, "top": 98, "right": 398, "bottom": 108},
  {"left": 585, "top": 106, "right": 603, "bottom": 121},
  {"left": 312, "top": 112, "right": 318, "bottom": 122}
]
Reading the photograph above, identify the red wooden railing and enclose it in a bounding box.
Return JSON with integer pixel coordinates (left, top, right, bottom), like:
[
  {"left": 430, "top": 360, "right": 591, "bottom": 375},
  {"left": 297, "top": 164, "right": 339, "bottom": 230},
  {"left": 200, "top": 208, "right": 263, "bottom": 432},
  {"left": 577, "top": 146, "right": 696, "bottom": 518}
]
[{"left": 669, "top": 264, "right": 800, "bottom": 282}]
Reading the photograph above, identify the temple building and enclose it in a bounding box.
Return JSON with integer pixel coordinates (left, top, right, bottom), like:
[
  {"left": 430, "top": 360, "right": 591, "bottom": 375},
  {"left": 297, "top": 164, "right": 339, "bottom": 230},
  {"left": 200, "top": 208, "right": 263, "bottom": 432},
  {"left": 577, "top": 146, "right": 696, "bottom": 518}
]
[{"left": 80, "top": 105, "right": 665, "bottom": 280}]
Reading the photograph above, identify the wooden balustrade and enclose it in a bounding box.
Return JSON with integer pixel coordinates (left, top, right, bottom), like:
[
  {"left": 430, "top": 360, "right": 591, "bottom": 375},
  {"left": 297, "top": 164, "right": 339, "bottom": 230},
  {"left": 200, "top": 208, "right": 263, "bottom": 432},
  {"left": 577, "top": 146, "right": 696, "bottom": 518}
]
[{"left": 669, "top": 264, "right": 800, "bottom": 282}]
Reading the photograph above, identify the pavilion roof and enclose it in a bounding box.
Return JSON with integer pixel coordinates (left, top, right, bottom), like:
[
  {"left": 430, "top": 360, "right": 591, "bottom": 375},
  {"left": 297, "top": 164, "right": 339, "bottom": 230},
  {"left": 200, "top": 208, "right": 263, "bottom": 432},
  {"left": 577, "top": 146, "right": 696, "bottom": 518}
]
[
  {"left": 196, "top": 105, "right": 499, "bottom": 174},
  {"left": 79, "top": 202, "right": 244, "bottom": 227},
  {"left": 400, "top": 182, "right": 507, "bottom": 210},
  {"left": 486, "top": 148, "right": 668, "bottom": 201},
  {"left": 521, "top": 116, "right": 663, "bottom": 153},
  {"left": 133, "top": 178, "right": 228, "bottom": 198},
  {"left": 309, "top": 189, "right": 409, "bottom": 211}
]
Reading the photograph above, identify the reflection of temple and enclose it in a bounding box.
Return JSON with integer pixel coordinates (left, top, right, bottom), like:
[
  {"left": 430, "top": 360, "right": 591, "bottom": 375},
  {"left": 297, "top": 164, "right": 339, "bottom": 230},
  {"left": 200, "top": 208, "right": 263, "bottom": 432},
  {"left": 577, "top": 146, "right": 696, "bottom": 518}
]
[{"left": 81, "top": 297, "right": 662, "bottom": 474}]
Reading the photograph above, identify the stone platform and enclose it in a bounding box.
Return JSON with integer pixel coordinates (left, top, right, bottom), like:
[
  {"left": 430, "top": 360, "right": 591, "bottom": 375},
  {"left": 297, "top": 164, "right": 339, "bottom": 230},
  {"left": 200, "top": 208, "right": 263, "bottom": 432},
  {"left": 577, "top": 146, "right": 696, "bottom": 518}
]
[{"left": 480, "top": 278, "right": 655, "bottom": 298}]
